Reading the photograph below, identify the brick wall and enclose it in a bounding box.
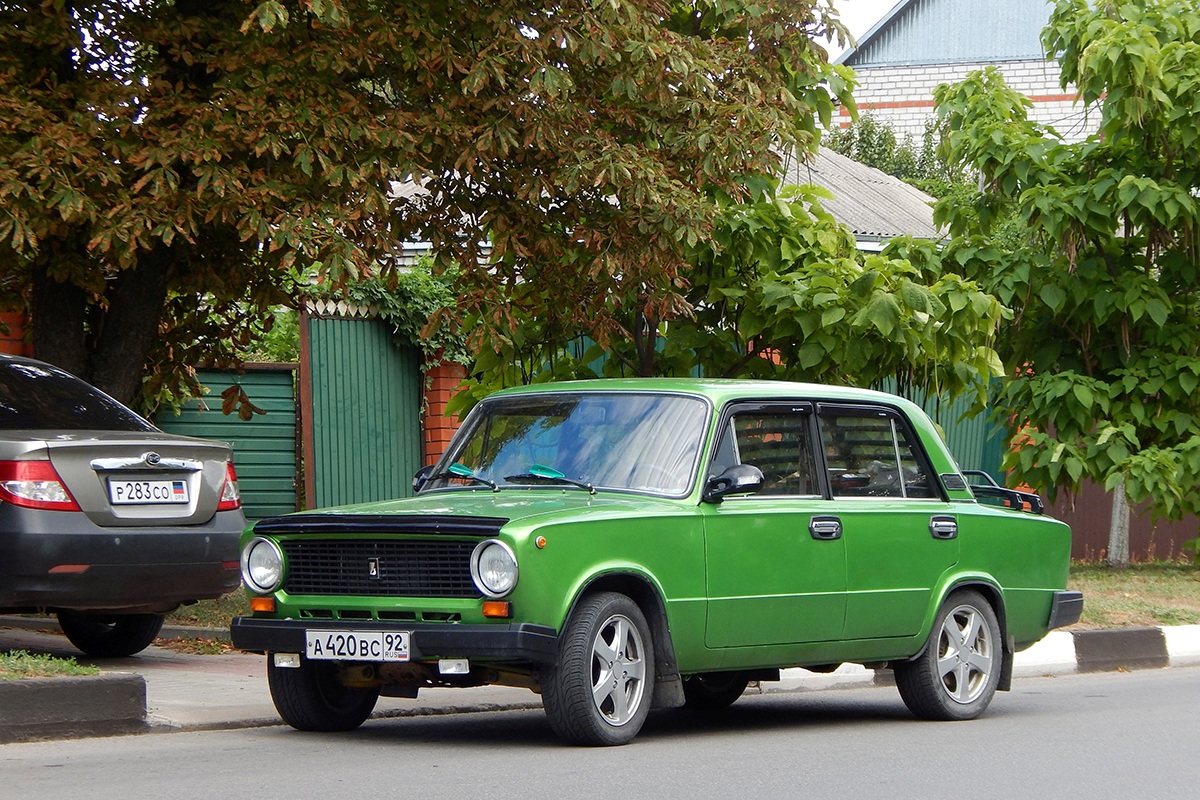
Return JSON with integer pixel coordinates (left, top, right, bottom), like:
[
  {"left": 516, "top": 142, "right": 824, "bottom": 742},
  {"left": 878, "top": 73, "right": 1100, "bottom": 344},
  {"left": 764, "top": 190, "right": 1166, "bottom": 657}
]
[
  {"left": 838, "top": 59, "right": 1095, "bottom": 144},
  {"left": 0, "top": 311, "right": 31, "bottom": 356},
  {"left": 422, "top": 361, "right": 466, "bottom": 464}
]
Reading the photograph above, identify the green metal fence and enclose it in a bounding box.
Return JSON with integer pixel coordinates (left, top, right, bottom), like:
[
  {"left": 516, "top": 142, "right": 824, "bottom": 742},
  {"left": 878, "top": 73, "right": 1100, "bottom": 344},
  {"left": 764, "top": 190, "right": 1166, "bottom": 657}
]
[
  {"left": 155, "top": 366, "right": 298, "bottom": 520},
  {"left": 304, "top": 315, "right": 423, "bottom": 508}
]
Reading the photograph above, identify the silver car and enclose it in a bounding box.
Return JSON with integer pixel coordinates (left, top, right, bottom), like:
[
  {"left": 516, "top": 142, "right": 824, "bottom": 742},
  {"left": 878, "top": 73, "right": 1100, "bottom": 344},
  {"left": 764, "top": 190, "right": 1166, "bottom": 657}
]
[{"left": 0, "top": 353, "right": 246, "bottom": 656}]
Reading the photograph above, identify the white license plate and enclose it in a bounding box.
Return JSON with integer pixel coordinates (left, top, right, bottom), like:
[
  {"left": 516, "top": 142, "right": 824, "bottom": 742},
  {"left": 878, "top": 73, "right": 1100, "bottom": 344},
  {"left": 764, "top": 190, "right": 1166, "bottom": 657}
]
[
  {"left": 305, "top": 630, "right": 411, "bottom": 662},
  {"left": 108, "top": 479, "right": 190, "bottom": 505}
]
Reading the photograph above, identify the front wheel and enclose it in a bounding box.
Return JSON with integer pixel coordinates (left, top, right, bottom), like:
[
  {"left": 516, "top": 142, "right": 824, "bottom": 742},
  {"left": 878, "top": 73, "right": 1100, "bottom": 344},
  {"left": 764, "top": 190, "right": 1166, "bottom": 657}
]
[
  {"left": 267, "top": 657, "right": 380, "bottom": 732},
  {"left": 894, "top": 590, "right": 1001, "bottom": 721},
  {"left": 542, "top": 592, "right": 655, "bottom": 746},
  {"left": 57, "top": 611, "right": 165, "bottom": 657}
]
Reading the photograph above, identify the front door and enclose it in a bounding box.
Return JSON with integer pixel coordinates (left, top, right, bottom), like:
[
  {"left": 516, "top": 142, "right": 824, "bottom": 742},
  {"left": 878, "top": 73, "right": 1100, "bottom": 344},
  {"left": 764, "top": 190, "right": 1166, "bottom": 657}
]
[{"left": 703, "top": 403, "right": 848, "bottom": 647}]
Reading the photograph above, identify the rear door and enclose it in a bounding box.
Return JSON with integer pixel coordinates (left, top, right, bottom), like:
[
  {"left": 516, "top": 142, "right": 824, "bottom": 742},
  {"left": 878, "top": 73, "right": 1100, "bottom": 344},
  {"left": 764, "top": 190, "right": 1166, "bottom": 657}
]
[{"left": 815, "top": 403, "right": 959, "bottom": 640}]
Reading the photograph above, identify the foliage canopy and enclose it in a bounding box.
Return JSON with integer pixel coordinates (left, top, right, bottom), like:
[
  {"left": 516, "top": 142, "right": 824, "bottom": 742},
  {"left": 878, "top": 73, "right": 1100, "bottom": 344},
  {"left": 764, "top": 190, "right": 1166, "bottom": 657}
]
[
  {"left": 923, "top": 0, "right": 1200, "bottom": 524},
  {"left": 453, "top": 182, "right": 1006, "bottom": 414},
  {"left": 0, "top": 0, "right": 854, "bottom": 407}
]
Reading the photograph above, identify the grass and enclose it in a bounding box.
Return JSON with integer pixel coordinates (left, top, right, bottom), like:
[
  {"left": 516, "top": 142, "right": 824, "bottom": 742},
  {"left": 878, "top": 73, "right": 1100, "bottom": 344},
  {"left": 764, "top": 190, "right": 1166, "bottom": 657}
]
[
  {"left": 166, "top": 589, "right": 251, "bottom": 628},
  {"left": 0, "top": 650, "right": 100, "bottom": 680},
  {"left": 1068, "top": 562, "right": 1200, "bottom": 630}
]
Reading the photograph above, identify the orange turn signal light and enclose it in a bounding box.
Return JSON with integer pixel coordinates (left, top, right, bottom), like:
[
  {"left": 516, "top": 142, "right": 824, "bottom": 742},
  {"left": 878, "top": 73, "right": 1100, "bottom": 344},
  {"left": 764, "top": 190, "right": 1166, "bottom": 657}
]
[
  {"left": 249, "top": 596, "right": 277, "bottom": 613},
  {"left": 482, "top": 600, "right": 512, "bottom": 619}
]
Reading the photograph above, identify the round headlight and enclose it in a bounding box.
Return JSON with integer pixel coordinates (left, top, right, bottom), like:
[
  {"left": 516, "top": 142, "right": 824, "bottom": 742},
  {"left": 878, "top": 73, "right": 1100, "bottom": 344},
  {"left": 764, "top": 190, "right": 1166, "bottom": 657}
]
[
  {"left": 241, "top": 537, "right": 285, "bottom": 593},
  {"left": 471, "top": 539, "right": 518, "bottom": 597}
]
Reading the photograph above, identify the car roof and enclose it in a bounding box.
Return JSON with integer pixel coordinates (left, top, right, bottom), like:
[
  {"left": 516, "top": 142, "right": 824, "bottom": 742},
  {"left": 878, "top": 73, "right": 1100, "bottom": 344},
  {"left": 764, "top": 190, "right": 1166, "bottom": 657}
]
[{"left": 491, "top": 377, "right": 922, "bottom": 410}]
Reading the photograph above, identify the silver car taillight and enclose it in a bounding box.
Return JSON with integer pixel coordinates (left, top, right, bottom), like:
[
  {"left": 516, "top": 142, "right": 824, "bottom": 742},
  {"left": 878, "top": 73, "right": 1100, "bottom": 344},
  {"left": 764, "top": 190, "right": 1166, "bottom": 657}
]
[
  {"left": 217, "top": 461, "right": 241, "bottom": 511},
  {"left": 0, "top": 460, "right": 81, "bottom": 511}
]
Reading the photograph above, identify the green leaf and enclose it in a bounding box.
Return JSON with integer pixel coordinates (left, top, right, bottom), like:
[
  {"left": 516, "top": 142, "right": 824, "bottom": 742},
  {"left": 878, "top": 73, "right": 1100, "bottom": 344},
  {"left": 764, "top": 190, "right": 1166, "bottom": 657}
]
[
  {"left": 1039, "top": 284, "right": 1066, "bottom": 312},
  {"left": 821, "top": 307, "right": 846, "bottom": 327}
]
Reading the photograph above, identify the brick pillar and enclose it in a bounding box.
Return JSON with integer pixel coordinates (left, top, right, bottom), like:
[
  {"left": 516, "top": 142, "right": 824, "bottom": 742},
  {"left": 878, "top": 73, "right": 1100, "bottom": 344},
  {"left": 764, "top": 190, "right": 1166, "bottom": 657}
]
[
  {"left": 422, "top": 361, "right": 467, "bottom": 464},
  {"left": 0, "top": 311, "right": 31, "bottom": 356}
]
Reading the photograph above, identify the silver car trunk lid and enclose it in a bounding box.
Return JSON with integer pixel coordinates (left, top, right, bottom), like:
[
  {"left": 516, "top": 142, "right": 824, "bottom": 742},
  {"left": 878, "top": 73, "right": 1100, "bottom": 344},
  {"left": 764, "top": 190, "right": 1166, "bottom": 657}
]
[{"left": 38, "top": 432, "right": 232, "bottom": 527}]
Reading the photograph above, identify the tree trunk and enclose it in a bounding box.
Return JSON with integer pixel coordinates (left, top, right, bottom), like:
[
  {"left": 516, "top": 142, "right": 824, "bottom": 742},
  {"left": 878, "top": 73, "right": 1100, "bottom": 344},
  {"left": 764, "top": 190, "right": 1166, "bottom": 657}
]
[
  {"left": 30, "top": 247, "right": 173, "bottom": 407},
  {"left": 88, "top": 248, "right": 174, "bottom": 405},
  {"left": 1106, "top": 480, "right": 1131, "bottom": 568},
  {"left": 31, "top": 260, "right": 89, "bottom": 377}
]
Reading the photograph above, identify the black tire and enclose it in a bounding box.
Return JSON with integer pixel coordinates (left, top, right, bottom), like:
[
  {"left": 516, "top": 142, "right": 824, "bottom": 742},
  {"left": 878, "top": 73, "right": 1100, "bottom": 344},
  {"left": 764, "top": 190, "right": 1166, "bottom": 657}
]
[
  {"left": 542, "top": 592, "right": 655, "bottom": 746},
  {"left": 682, "top": 672, "right": 750, "bottom": 710},
  {"left": 895, "top": 590, "right": 1002, "bottom": 721},
  {"left": 57, "top": 611, "right": 165, "bottom": 657},
  {"left": 267, "top": 657, "right": 380, "bottom": 732}
]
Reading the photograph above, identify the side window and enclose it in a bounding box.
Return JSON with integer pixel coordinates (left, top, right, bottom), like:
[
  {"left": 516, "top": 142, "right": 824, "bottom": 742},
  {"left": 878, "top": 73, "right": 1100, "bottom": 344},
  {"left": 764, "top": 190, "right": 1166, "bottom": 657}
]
[
  {"left": 712, "top": 408, "right": 820, "bottom": 496},
  {"left": 818, "top": 408, "right": 933, "bottom": 499}
]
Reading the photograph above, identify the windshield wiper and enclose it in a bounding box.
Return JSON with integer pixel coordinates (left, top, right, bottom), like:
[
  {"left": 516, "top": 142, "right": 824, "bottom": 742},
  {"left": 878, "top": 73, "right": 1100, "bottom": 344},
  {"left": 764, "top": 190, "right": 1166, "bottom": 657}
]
[
  {"left": 504, "top": 463, "right": 595, "bottom": 495},
  {"left": 429, "top": 462, "right": 499, "bottom": 492}
]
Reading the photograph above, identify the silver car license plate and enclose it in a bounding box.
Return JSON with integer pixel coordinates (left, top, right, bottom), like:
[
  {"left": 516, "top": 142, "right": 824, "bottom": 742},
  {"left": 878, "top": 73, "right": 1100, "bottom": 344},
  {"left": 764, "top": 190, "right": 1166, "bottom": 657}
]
[
  {"left": 305, "top": 630, "right": 411, "bottom": 662},
  {"left": 108, "top": 479, "right": 190, "bottom": 505}
]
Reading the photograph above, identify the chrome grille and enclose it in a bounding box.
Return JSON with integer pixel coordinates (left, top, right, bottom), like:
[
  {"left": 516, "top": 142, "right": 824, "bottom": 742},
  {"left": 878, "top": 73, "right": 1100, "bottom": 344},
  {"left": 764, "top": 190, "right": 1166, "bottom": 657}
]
[{"left": 281, "top": 539, "right": 480, "bottom": 598}]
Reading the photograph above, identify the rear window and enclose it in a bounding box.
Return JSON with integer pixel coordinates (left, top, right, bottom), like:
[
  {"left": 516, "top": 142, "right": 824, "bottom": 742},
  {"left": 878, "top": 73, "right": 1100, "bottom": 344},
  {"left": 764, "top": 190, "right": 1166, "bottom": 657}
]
[{"left": 0, "top": 361, "right": 157, "bottom": 431}]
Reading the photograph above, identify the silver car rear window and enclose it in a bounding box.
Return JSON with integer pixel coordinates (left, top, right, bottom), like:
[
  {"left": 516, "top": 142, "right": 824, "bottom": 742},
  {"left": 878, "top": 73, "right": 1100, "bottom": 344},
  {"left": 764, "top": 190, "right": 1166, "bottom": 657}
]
[{"left": 0, "top": 361, "right": 157, "bottom": 432}]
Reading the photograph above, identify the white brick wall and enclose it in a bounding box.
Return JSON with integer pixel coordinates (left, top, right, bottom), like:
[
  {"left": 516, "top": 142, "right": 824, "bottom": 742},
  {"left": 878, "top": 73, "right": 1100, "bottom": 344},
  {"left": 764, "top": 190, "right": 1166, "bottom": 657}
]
[{"left": 838, "top": 59, "right": 1096, "bottom": 143}]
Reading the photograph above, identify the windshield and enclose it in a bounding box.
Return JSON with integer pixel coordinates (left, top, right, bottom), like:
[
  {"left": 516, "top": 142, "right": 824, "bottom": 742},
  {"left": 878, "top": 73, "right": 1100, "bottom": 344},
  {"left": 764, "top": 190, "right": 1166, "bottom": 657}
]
[{"left": 430, "top": 392, "right": 710, "bottom": 496}]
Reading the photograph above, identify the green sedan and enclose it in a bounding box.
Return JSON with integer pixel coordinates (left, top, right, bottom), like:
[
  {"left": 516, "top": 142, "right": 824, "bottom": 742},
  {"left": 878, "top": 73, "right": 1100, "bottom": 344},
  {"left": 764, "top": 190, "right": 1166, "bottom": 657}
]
[{"left": 231, "top": 379, "right": 1081, "bottom": 745}]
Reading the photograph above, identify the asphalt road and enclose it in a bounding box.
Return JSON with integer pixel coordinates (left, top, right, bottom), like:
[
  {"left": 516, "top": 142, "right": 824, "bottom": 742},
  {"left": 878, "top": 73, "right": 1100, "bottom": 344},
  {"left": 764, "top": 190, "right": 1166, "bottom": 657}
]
[{"left": 2, "top": 667, "right": 1195, "bottom": 799}]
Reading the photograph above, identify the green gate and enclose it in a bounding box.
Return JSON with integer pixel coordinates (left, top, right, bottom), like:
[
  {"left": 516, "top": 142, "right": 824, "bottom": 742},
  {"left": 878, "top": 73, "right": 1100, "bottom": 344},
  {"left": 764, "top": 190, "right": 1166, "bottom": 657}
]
[
  {"left": 154, "top": 366, "right": 298, "bottom": 520},
  {"left": 302, "top": 311, "right": 423, "bottom": 508}
]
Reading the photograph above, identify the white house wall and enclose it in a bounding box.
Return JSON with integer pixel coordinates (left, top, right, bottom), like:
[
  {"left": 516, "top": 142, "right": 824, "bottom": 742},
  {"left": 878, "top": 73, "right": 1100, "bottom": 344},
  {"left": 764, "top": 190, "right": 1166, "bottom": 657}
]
[{"left": 836, "top": 58, "right": 1093, "bottom": 144}]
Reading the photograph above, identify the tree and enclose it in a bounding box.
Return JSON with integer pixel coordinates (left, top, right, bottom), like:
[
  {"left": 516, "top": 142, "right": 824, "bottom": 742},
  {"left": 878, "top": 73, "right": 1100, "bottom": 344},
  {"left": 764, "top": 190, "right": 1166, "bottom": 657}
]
[
  {"left": 451, "top": 182, "right": 1006, "bottom": 412},
  {"left": 824, "top": 113, "right": 966, "bottom": 197},
  {"left": 923, "top": 0, "right": 1200, "bottom": 564},
  {"left": 0, "top": 0, "right": 855, "bottom": 407}
]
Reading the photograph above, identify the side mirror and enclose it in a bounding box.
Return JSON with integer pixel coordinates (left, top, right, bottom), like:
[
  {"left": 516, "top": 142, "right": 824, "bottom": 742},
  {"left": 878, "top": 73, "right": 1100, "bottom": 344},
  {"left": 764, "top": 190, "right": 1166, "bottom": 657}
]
[
  {"left": 412, "top": 465, "right": 436, "bottom": 493},
  {"left": 702, "top": 464, "right": 764, "bottom": 504}
]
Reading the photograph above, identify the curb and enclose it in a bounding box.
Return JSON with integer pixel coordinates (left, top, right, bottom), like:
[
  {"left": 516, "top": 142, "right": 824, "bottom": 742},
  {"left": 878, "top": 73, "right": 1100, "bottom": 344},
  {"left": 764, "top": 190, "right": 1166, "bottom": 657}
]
[
  {"left": 0, "top": 673, "right": 147, "bottom": 744},
  {"left": 1009, "top": 624, "right": 1200, "bottom": 677}
]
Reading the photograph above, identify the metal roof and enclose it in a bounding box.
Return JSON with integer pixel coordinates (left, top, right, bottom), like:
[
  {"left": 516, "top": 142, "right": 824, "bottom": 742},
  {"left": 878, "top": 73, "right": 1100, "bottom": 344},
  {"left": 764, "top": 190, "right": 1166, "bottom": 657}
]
[
  {"left": 782, "top": 148, "right": 940, "bottom": 243},
  {"left": 836, "top": 0, "right": 1052, "bottom": 67}
]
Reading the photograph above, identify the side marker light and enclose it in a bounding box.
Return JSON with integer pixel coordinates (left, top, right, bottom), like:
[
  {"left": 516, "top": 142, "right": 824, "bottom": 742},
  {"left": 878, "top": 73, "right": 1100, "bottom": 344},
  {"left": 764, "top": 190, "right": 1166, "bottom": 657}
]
[{"left": 482, "top": 600, "right": 512, "bottom": 619}]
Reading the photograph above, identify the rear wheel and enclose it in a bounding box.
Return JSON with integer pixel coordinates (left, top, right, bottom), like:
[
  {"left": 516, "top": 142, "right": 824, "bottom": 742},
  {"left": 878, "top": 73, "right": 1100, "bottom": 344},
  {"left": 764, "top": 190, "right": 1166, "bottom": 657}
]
[
  {"left": 682, "top": 671, "right": 750, "bottom": 710},
  {"left": 57, "top": 611, "right": 165, "bottom": 657},
  {"left": 542, "top": 592, "right": 654, "bottom": 746},
  {"left": 267, "top": 657, "right": 380, "bottom": 732},
  {"left": 895, "top": 590, "right": 1001, "bottom": 721}
]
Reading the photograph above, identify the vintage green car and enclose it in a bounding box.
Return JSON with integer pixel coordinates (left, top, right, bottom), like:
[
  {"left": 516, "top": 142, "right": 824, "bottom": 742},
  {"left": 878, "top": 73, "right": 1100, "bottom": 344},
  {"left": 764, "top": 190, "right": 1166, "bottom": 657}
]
[{"left": 230, "top": 379, "right": 1080, "bottom": 745}]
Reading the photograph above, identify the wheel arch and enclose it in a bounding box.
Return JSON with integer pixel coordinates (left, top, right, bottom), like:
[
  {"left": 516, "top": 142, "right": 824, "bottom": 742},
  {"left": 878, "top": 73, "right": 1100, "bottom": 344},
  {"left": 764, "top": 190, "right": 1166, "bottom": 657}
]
[{"left": 566, "top": 570, "right": 686, "bottom": 709}]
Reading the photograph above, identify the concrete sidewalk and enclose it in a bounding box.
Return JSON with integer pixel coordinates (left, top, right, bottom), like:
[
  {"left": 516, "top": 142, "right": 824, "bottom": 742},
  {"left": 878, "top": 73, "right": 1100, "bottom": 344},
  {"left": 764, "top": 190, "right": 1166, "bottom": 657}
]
[{"left": 3, "top": 619, "right": 1200, "bottom": 744}]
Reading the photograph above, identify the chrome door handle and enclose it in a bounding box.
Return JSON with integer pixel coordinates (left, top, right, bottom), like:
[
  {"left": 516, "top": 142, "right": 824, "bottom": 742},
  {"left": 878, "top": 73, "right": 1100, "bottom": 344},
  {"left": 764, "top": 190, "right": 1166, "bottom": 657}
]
[
  {"left": 809, "top": 516, "right": 843, "bottom": 541},
  {"left": 929, "top": 515, "right": 958, "bottom": 540}
]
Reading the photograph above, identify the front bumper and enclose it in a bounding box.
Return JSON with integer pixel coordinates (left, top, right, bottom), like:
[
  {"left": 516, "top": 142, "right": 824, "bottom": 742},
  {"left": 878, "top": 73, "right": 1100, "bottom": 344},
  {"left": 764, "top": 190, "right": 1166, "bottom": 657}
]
[
  {"left": 231, "top": 616, "right": 561, "bottom": 665},
  {"left": 1047, "top": 590, "right": 1084, "bottom": 629}
]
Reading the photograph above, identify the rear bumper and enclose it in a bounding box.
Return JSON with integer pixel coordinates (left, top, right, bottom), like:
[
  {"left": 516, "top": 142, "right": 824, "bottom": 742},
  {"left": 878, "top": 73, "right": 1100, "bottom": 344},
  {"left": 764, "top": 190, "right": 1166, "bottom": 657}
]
[
  {"left": 231, "top": 616, "right": 561, "bottom": 665},
  {"left": 0, "top": 504, "right": 244, "bottom": 613},
  {"left": 1047, "top": 590, "right": 1084, "bottom": 629}
]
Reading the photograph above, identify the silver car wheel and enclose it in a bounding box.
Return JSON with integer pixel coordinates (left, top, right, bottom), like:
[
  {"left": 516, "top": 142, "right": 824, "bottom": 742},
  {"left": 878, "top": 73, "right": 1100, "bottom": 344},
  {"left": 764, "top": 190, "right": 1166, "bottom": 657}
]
[
  {"left": 589, "top": 613, "right": 648, "bottom": 726},
  {"left": 894, "top": 589, "right": 1002, "bottom": 721},
  {"left": 936, "top": 602, "right": 995, "bottom": 705}
]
